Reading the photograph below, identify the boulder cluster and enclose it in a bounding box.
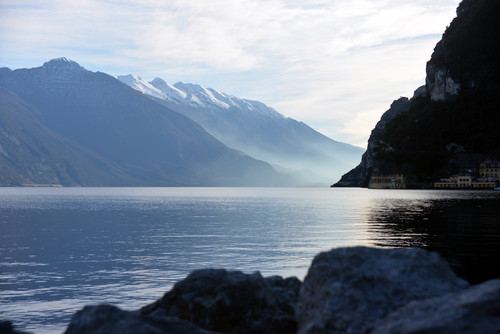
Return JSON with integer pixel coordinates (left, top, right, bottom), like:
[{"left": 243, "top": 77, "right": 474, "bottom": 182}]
[{"left": 4, "top": 246, "right": 500, "bottom": 333}]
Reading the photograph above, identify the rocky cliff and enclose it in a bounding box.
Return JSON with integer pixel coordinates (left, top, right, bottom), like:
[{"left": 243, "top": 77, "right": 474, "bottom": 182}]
[
  {"left": 333, "top": 0, "right": 500, "bottom": 187},
  {"left": 333, "top": 89, "right": 422, "bottom": 187}
]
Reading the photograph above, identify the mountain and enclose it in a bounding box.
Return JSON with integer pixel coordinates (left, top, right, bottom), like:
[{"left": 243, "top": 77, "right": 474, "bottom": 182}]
[
  {"left": 0, "top": 86, "right": 128, "bottom": 186},
  {"left": 116, "top": 75, "right": 364, "bottom": 186},
  {"left": 333, "top": 0, "right": 500, "bottom": 187},
  {"left": 0, "top": 58, "right": 293, "bottom": 186}
]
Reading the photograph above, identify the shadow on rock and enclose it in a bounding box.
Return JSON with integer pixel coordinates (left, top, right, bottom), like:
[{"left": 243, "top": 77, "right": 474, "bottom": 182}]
[
  {"left": 63, "top": 304, "right": 217, "bottom": 334},
  {"left": 141, "top": 269, "right": 301, "bottom": 334},
  {"left": 372, "top": 279, "right": 500, "bottom": 334}
]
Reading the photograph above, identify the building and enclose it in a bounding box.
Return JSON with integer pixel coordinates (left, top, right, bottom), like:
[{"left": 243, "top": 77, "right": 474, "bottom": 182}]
[
  {"left": 434, "top": 175, "right": 472, "bottom": 189},
  {"left": 479, "top": 161, "right": 500, "bottom": 181},
  {"left": 471, "top": 180, "right": 496, "bottom": 189},
  {"left": 434, "top": 160, "right": 500, "bottom": 189},
  {"left": 369, "top": 174, "right": 405, "bottom": 189}
]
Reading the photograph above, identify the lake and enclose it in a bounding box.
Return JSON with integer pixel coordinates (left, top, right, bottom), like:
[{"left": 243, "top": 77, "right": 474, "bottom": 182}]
[{"left": 1, "top": 187, "right": 499, "bottom": 333}]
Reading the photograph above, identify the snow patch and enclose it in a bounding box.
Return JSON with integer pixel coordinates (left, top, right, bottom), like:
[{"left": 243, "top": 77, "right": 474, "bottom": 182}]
[
  {"left": 42, "top": 58, "right": 83, "bottom": 71},
  {"left": 150, "top": 78, "right": 187, "bottom": 102},
  {"left": 116, "top": 74, "right": 165, "bottom": 100},
  {"left": 122, "top": 74, "right": 285, "bottom": 120}
]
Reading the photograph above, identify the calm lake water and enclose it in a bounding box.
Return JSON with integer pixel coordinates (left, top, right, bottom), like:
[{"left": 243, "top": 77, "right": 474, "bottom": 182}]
[{"left": 1, "top": 187, "right": 499, "bottom": 333}]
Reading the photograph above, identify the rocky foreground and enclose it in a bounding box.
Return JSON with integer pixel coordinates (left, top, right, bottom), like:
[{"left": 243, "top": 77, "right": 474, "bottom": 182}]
[{"left": 3, "top": 246, "right": 500, "bottom": 333}]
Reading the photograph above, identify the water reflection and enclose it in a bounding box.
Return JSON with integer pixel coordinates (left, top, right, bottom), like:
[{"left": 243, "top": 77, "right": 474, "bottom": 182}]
[
  {"left": 364, "top": 190, "right": 500, "bottom": 284},
  {"left": 1, "top": 187, "right": 499, "bottom": 333}
]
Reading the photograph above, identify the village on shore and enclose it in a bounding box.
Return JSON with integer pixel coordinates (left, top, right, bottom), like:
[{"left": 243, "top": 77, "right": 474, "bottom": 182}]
[{"left": 368, "top": 160, "right": 500, "bottom": 190}]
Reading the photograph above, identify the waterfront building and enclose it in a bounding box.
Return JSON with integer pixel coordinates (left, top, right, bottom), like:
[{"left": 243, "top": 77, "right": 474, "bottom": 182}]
[
  {"left": 471, "top": 180, "right": 496, "bottom": 189},
  {"left": 434, "top": 175, "right": 472, "bottom": 189},
  {"left": 479, "top": 161, "right": 500, "bottom": 181},
  {"left": 369, "top": 174, "right": 405, "bottom": 189},
  {"left": 435, "top": 161, "right": 500, "bottom": 189}
]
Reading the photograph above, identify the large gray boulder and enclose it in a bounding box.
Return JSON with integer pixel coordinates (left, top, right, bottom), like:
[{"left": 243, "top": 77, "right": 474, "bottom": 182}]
[
  {"left": 372, "top": 279, "right": 500, "bottom": 334},
  {"left": 141, "top": 269, "right": 301, "bottom": 334},
  {"left": 296, "top": 246, "right": 469, "bottom": 334},
  {"left": 64, "top": 304, "right": 216, "bottom": 334}
]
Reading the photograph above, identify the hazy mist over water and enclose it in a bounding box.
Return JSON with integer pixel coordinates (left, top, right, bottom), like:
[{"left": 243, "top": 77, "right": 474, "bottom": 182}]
[{"left": 1, "top": 187, "right": 499, "bottom": 333}]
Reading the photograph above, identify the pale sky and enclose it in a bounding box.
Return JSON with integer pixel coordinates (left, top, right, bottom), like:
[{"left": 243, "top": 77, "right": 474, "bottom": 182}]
[{"left": 0, "top": 0, "right": 460, "bottom": 147}]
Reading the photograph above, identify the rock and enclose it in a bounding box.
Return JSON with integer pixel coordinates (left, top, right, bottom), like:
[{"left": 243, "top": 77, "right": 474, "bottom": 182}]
[
  {"left": 0, "top": 321, "right": 32, "bottom": 334},
  {"left": 63, "top": 304, "right": 216, "bottom": 334},
  {"left": 141, "top": 269, "right": 301, "bottom": 334},
  {"left": 372, "top": 279, "right": 500, "bottom": 334},
  {"left": 426, "top": 64, "right": 461, "bottom": 101},
  {"left": 332, "top": 95, "right": 413, "bottom": 187},
  {"left": 296, "top": 246, "right": 469, "bottom": 334}
]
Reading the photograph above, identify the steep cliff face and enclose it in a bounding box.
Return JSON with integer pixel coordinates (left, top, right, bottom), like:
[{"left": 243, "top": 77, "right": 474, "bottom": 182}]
[
  {"left": 426, "top": 65, "right": 461, "bottom": 102},
  {"left": 333, "top": 0, "right": 500, "bottom": 187},
  {"left": 333, "top": 96, "right": 413, "bottom": 187},
  {"left": 426, "top": 0, "right": 500, "bottom": 102}
]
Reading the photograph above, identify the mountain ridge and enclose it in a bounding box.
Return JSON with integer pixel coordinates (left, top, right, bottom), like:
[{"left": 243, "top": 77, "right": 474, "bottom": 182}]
[
  {"left": 117, "top": 73, "right": 363, "bottom": 185},
  {"left": 0, "top": 59, "right": 294, "bottom": 186}
]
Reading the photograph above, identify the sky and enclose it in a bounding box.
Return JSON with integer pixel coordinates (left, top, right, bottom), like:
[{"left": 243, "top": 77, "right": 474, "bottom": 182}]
[{"left": 0, "top": 0, "right": 460, "bottom": 148}]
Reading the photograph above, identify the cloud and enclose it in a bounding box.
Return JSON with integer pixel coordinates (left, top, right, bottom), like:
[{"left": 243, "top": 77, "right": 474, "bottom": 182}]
[
  {"left": 0, "top": 0, "right": 460, "bottom": 146},
  {"left": 270, "top": 34, "right": 443, "bottom": 147},
  {"left": 130, "top": 4, "right": 266, "bottom": 71}
]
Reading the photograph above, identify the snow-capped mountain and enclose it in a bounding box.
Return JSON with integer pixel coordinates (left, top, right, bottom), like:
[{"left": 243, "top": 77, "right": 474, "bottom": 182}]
[
  {"left": 0, "top": 58, "right": 293, "bottom": 186},
  {"left": 119, "top": 75, "right": 283, "bottom": 119},
  {"left": 43, "top": 57, "right": 83, "bottom": 71},
  {"left": 150, "top": 78, "right": 187, "bottom": 103},
  {"left": 117, "top": 74, "right": 364, "bottom": 186},
  {"left": 173, "top": 82, "right": 288, "bottom": 123},
  {"left": 115, "top": 74, "right": 165, "bottom": 100}
]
